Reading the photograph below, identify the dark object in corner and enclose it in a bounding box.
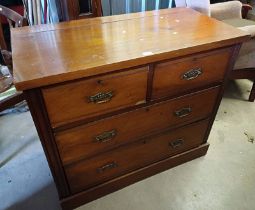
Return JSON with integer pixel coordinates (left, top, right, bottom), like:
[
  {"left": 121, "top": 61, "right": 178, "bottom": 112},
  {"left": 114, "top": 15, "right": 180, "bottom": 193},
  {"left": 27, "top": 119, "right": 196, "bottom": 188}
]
[{"left": 0, "top": 0, "right": 23, "bottom": 6}]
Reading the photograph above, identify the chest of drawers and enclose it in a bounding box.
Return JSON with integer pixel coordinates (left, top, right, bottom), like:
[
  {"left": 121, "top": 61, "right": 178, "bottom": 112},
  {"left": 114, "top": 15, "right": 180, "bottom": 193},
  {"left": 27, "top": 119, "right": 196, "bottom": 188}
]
[{"left": 12, "top": 8, "right": 249, "bottom": 210}]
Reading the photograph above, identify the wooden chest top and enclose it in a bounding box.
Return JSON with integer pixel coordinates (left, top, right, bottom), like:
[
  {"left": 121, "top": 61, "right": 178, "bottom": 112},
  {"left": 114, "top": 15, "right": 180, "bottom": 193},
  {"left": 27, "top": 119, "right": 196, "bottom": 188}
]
[{"left": 12, "top": 7, "right": 249, "bottom": 91}]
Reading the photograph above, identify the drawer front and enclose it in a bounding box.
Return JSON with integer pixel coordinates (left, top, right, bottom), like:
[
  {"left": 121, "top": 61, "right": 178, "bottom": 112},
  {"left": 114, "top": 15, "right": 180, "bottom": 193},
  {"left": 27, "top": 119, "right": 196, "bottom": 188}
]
[
  {"left": 42, "top": 67, "right": 148, "bottom": 127},
  {"left": 56, "top": 86, "right": 220, "bottom": 165},
  {"left": 65, "top": 119, "right": 210, "bottom": 193},
  {"left": 152, "top": 48, "right": 231, "bottom": 99}
]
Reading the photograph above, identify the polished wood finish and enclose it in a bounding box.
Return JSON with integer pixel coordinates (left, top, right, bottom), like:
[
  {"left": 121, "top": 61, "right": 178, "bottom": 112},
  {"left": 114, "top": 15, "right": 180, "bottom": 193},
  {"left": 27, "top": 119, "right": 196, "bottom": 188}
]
[
  {"left": 12, "top": 8, "right": 248, "bottom": 210},
  {"left": 42, "top": 67, "right": 148, "bottom": 127},
  {"left": 24, "top": 89, "right": 70, "bottom": 198},
  {"left": 65, "top": 119, "right": 210, "bottom": 194},
  {"left": 12, "top": 8, "right": 249, "bottom": 91},
  {"left": 56, "top": 87, "right": 219, "bottom": 165},
  {"left": 61, "top": 143, "right": 210, "bottom": 210},
  {"left": 202, "top": 44, "right": 242, "bottom": 143},
  {"left": 152, "top": 48, "right": 231, "bottom": 99}
]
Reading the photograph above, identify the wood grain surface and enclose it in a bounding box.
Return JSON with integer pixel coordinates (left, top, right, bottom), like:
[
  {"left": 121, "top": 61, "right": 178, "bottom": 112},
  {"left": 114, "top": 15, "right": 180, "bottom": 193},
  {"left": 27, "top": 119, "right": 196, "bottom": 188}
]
[
  {"left": 60, "top": 143, "right": 209, "bottom": 210},
  {"left": 56, "top": 86, "right": 220, "bottom": 165},
  {"left": 65, "top": 119, "right": 210, "bottom": 194},
  {"left": 12, "top": 8, "right": 249, "bottom": 91},
  {"left": 152, "top": 47, "right": 232, "bottom": 99},
  {"left": 42, "top": 67, "right": 148, "bottom": 127}
]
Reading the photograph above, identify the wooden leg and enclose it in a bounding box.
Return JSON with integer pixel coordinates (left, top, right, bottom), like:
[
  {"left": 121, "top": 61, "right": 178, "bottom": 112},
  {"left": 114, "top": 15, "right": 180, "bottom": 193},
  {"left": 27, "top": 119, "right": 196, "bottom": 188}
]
[{"left": 249, "top": 81, "right": 255, "bottom": 102}]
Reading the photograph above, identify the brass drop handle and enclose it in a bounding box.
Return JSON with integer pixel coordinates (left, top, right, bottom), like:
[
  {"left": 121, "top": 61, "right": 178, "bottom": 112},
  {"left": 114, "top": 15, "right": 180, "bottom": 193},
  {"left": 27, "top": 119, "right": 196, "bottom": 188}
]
[
  {"left": 94, "top": 129, "right": 117, "bottom": 143},
  {"left": 88, "top": 91, "right": 114, "bottom": 104},
  {"left": 97, "top": 162, "right": 118, "bottom": 173},
  {"left": 169, "top": 139, "right": 184, "bottom": 148},
  {"left": 174, "top": 107, "right": 192, "bottom": 118},
  {"left": 182, "top": 68, "right": 202, "bottom": 80}
]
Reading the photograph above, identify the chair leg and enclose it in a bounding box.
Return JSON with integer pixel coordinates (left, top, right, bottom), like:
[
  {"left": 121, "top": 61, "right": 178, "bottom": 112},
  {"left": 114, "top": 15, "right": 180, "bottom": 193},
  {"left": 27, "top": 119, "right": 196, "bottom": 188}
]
[
  {"left": 249, "top": 81, "right": 255, "bottom": 102},
  {"left": 0, "top": 92, "right": 24, "bottom": 112}
]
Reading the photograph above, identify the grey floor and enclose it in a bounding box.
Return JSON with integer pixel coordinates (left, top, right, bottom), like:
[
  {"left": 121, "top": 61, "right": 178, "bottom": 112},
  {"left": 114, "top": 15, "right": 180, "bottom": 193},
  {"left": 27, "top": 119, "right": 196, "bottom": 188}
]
[{"left": 0, "top": 80, "right": 255, "bottom": 210}]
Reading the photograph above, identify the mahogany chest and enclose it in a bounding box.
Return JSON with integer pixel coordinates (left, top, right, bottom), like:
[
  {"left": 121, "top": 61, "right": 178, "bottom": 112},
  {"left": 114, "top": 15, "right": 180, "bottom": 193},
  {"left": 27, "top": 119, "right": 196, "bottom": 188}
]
[{"left": 12, "top": 8, "right": 249, "bottom": 210}]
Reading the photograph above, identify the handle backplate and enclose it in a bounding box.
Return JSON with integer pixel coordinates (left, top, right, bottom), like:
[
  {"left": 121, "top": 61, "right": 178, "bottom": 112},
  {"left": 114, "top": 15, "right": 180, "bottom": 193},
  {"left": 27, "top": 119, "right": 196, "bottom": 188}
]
[
  {"left": 170, "top": 139, "right": 184, "bottom": 148},
  {"left": 182, "top": 68, "right": 202, "bottom": 80},
  {"left": 88, "top": 91, "right": 114, "bottom": 104},
  {"left": 175, "top": 107, "right": 192, "bottom": 118},
  {"left": 94, "top": 129, "right": 117, "bottom": 143},
  {"left": 97, "top": 162, "right": 118, "bottom": 173}
]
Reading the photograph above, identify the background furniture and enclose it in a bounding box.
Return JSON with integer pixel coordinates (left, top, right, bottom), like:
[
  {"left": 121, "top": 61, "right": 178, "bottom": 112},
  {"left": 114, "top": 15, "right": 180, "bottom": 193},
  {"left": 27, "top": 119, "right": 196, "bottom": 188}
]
[
  {"left": 0, "top": 5, "right": 27, "bottom": 112},
  {"left": 60, "top": 0, "right": 175, "bottom": 20},
  {"left": 176, "top": 0, "right": 255, "bottom": 102},
  {"left": 0, "top": 0, "right": 24, "bottom": 63},
  {"left": 60, "top": 0, "right": 102, "bottom": 20},
  {"left": 12, "top": 8, "right": 248, "bottom": 209},
  {"left": 211, "top": 1, "right": 255, "bottom": 101}
]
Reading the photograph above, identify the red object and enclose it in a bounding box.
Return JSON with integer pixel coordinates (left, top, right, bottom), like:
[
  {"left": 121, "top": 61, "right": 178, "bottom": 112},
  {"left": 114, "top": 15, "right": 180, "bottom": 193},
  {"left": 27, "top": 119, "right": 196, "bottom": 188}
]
[{"left": 0, "top": 5, "right": 24, "bottom": 24}]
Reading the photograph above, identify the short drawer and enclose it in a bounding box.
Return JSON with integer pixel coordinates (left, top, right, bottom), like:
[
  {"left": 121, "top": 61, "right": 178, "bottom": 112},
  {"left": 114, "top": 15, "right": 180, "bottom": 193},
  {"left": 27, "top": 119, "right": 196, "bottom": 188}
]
[
  {"left": 42, "top": 67, "right": 148, "bottom": 127},
  {"left": 65, "top": 119, "right": 210, "bottom": 194},
  {"left": 152, "top": 48, "right": 231, "bottom": 99},
  {"left": 56, "top": 86, "right": 220, "bottom": 165}
]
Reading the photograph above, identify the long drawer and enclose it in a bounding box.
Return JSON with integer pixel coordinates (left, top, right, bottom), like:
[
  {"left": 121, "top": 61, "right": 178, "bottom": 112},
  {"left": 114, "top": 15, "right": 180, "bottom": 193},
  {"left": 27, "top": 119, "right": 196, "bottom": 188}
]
[
  {"left": 42, "top": 67, "right": 148, "bottom": 127},
  {"left": 56, "top": 86, "right": 220, "bottom": 165},
  {"left": 152, "top": 48, "right": 231, "bottom": 99},
  {"left": 65, "top": 119, "right": 210, "bottom": 194}
]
